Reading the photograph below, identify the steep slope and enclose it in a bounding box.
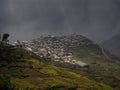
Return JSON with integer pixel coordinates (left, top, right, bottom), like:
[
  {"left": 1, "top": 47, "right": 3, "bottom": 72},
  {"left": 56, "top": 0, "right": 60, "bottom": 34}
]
[
  {"left": 24, "top": 34, "right": 120, "bottom": 89},
  {"left": 0, "top": 58, "right": 114, "bottom": 90},
  {"left": 100, "top": 34, "right": 120, "bottom": 57},
  {"left": 0, "top": 42, "right": 114, "bottom": 90}
]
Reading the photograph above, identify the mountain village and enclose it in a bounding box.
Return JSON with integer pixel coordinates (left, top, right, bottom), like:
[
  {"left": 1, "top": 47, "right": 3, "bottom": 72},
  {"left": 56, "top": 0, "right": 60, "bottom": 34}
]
[{"left": 22, "top": 35, "right": 89, "bottom": 67}]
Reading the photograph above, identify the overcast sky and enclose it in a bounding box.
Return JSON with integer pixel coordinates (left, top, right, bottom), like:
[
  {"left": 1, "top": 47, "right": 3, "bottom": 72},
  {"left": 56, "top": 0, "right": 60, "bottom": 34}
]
[{"left": 0, "top": 0, "right": 120, "bottom": 42}]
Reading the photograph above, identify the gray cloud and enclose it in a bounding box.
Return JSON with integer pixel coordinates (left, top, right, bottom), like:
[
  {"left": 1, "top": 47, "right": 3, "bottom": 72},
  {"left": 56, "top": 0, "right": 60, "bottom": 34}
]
[{"left": 0, "top": 0, "right": 120, "bottom": 42}]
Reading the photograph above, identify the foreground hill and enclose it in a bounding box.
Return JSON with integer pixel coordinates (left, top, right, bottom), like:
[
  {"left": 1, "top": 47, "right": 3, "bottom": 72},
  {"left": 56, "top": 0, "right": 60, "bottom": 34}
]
[
  {"left": 0, "top": 42, "right": 114, "bottom": 90},
  {"left": 24, "top": 34, "right": 120, "bottom": 89},
  {"left": 100, "top": 34, "right": 120, "bottom": 57}
]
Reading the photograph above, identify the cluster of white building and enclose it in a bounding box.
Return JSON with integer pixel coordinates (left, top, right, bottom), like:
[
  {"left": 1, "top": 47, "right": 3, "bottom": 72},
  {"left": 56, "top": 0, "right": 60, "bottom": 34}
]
[{"left": 23, "top": 35, "right": 89, "bottom": 67}]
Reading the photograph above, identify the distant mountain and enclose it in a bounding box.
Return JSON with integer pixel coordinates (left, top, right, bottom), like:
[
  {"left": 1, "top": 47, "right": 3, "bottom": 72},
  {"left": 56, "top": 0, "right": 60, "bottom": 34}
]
[
  {"left": 0, "top": 41, "right": 114, "bottom": 90},
  {"left": 100, "top": 34, "right": 120, "bottom": 57}
]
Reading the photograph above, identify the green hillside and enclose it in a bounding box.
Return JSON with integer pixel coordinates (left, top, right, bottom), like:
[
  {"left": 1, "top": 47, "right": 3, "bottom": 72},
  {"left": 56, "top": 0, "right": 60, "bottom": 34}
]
[
  {"left": 0, "top": 42, "right": 114, "bottom": 90},
  {"left": 66, "top": 38, "right": 120, "bottom": 88},
  {"left": 25, "top": 35, "right": 120, "bottom": 89}
]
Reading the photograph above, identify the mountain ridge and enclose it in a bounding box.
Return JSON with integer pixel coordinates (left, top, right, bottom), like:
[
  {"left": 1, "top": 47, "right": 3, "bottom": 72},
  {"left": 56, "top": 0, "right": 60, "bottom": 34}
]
[{"left": 100, "top": 34, "right": 120, "bottom": 57}]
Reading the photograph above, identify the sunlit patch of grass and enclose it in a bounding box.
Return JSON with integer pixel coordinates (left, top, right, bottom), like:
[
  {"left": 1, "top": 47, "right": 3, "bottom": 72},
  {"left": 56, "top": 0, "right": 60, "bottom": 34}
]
[
  {"left": 40, "top": 65, "right": 60, "bottom": 76},
  {"left": 27, "top": 58, "right": 45, "bottom": 69},
  {"left": 9, "top": 61, "right": 114, "bottom": 90}
]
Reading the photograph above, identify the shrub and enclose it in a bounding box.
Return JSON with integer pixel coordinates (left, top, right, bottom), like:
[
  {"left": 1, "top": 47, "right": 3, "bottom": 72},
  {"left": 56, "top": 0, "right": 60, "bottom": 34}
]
[{"left": 0, "top": 74, "right": 16, "bottom": 90}]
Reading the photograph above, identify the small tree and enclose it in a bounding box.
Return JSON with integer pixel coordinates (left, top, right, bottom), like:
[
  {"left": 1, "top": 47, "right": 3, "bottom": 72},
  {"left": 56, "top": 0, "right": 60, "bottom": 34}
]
[
  {"left": 0, "top": 74, "right": 17, "bottom": 90},
  {"left": 2, "top": 33, "right": 10, "bottom": 42}
]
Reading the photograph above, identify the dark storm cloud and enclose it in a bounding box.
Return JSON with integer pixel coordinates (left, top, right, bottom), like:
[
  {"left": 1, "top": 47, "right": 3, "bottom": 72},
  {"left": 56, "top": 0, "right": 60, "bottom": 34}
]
[
  {"left": 0, "top": 0, "right": 120, "bottom": 42},
  {"left": 62, "top": 0, "right": 120, "bottom": 38}
]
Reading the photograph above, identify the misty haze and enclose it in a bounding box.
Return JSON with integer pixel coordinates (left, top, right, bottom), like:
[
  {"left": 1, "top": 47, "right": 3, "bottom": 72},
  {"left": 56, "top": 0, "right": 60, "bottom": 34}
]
[{"left": 0, "top": 0, "right": 120, "bottom": 43}]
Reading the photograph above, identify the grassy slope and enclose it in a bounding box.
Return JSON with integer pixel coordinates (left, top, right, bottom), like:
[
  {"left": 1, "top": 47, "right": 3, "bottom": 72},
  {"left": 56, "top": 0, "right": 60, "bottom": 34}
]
[
  {"left": 0, "top": 42, "right": 114, "bottom": 90},
  {"left": 67, "top": 42, "right": 120, "bottom": 89},
  {"left": 0, "top": 58, "right": 114, "bottom": 90}
]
